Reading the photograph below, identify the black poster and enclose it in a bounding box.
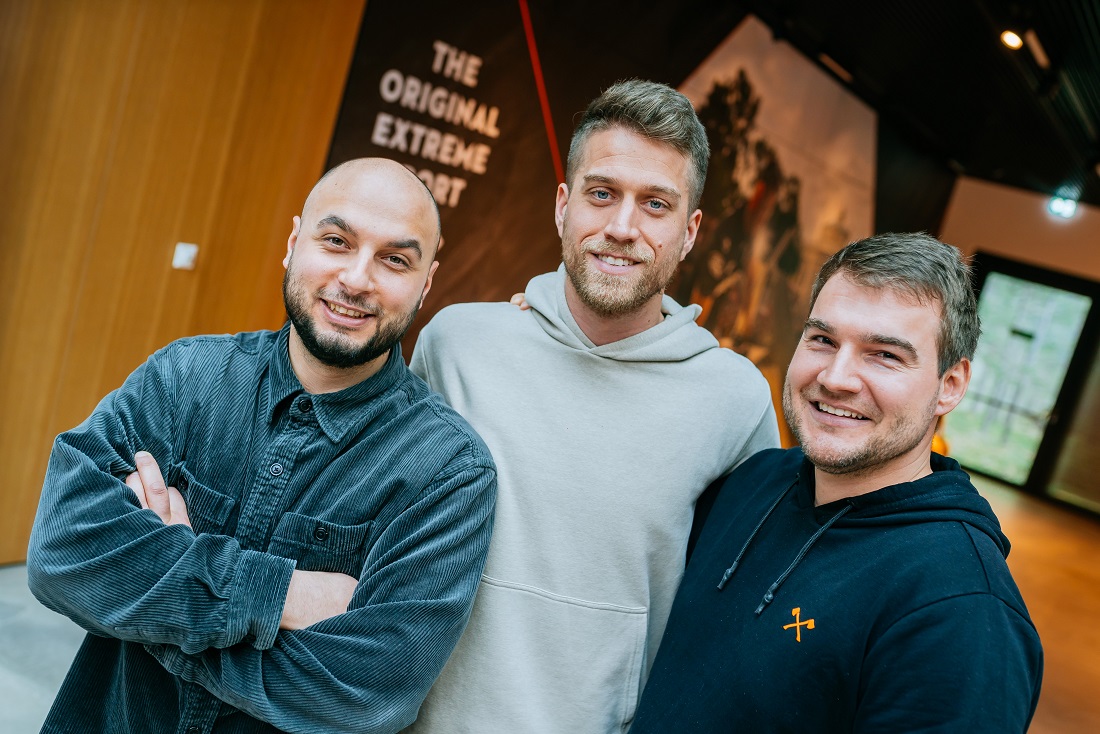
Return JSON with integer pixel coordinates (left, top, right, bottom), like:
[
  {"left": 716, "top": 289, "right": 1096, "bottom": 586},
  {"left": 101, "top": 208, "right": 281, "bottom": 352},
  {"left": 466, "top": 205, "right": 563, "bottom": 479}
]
[{"left": 327, "top": 0, "right": 563, "bottom": 349}]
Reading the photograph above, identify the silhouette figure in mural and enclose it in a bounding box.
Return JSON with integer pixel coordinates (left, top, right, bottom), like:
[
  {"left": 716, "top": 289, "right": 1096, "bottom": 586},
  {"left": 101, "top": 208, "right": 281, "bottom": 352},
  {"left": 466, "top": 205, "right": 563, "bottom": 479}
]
[{"left": 674, "top": 70, "right": 819, "bottom": 378}]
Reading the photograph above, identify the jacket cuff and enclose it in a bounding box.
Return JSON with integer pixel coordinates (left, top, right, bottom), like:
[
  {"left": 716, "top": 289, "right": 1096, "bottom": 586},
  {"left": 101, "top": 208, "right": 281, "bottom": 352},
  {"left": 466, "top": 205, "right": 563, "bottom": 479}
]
[{"left": 227, "top": 549, "right": 295, "bottom": 650}]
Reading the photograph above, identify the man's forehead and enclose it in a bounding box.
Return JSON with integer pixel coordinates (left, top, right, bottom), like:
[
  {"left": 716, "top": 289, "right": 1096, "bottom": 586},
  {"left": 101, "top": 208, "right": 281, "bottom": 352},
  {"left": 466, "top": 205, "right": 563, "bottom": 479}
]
[
  {"left": 578, "top": 126, "right": 687, "bottom": 174},
  {"left": 810, "top": 275, "right": 941, "bottom": 342},
  {"left": 306, "top": 171, "right": 437, "bottom": 240},
  {"left": 819, "top": 273, "right": 938, "bottom": 310}
]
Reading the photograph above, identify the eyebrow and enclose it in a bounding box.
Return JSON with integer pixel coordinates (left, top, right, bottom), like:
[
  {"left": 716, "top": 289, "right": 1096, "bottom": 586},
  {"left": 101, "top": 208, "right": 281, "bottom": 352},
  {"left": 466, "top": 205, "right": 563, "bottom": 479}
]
[
  {"left": 384, "top": 238, "right": 424, "bottom": 259},
  {"left": 804, "top": 317, "right": 920, "bottom": 360},
  {"left": 316, "top": 215, "right": 357, "bottom": 237},
  {"left": 317, "top": 215, "right": 423, "bottom": 259},
  {"left": 582, "top": 174, "right": 682, "bottom": 205}
]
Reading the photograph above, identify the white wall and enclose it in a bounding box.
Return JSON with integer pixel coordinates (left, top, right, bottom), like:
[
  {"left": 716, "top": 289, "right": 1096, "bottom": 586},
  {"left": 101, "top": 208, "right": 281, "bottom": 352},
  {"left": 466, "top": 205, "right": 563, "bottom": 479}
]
[{"left": 940, "top": 177, "right": 1100, "bottom": 281}]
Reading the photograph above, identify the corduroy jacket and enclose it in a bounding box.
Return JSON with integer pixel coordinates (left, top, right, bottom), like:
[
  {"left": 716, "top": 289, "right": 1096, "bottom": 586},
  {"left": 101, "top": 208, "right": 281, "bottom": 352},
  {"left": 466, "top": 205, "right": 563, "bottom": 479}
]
[{"left": 28, "top": 325, "right": 496, "bottom": 734}]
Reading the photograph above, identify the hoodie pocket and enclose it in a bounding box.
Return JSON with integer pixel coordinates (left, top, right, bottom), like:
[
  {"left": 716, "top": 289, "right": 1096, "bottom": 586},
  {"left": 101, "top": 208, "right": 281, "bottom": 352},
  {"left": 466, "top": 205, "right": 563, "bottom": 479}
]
[{"left": 415, "top": 575, "right": 648, "bottom": 734}]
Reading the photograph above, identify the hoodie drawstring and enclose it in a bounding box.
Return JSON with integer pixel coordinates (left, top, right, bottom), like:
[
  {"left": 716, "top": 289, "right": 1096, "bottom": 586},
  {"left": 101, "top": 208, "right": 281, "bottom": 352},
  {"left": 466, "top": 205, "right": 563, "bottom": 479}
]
[
  {"left": 717, "top": 479, "right": 797, "bottom": 591},
  {"left": 753, "top": 503, "right": 851, "bottom": 615},
  {"left": 715, "top": 477, "right": 854, "bottom": 616}
]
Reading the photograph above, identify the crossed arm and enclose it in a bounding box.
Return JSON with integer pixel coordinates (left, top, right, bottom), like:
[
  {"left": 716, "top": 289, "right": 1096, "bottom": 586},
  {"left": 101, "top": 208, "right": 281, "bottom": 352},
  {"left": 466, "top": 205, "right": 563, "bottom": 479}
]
[
  {"left": 28, "top": 350, "right": 496, "bottom": 733},
  {"left": 125, "top": 451, "right": 356, "bottom": 631}
]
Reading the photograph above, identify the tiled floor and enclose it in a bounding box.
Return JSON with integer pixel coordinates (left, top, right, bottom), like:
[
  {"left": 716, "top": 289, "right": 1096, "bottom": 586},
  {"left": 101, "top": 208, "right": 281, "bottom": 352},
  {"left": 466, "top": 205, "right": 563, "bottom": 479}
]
[
  {"left": 0, "top": 564, "right": 83, "bottom": 733},
  {"left": 1, "top": 477, "right": 1097, "bottom": 732}
]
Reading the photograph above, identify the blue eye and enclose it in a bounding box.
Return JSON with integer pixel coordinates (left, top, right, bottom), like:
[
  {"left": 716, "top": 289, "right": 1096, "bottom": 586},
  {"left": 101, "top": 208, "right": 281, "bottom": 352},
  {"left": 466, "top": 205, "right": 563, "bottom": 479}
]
[
  {"left": 594, "top": 190, "right": 610, "bottom": 200},
  {"left": 647, "top": 200, "right": 666, "bottom": 210}
]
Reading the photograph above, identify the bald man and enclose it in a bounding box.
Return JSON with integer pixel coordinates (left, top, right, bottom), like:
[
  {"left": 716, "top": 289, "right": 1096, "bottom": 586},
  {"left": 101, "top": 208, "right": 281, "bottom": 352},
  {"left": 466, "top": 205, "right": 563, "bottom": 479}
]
[{"left": 28, "top": 159, "right": 497, "bottom": 734}]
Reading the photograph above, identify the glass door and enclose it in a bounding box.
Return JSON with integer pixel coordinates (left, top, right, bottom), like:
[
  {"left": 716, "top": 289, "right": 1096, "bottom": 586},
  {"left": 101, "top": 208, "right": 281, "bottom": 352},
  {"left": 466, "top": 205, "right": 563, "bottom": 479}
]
[{"left": 944, "top": 253, "right": 1100, "bottom": 504}]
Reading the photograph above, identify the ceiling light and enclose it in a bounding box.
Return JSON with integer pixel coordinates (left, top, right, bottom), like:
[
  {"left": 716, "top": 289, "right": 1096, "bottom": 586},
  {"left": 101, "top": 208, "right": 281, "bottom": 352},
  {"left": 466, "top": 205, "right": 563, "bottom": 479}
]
[
  {"left": 817, "top": 53, "right": 853, "bottom": 83},
  {"left": 1001, "top": 30, "right": 1023, "bottom": 49},
  {"left": 1023, "top": 29, "right": 1051, "bottom": 70},
  {"left": 1047, "top": 197, "right": 1077, "bottom": 219}
]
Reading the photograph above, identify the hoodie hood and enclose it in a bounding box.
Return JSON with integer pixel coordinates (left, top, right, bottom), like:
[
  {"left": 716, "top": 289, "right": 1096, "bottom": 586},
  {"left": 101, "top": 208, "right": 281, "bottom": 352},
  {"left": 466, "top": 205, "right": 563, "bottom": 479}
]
[
  {"left": 799, "top": 451, "right": 1010, "bottom": 557},
  {"left": 718, "top": 449, "right": 1010, "bottom": 615},
  {"left": 524, "top": 264, "right": 719, "bottom": 362}
]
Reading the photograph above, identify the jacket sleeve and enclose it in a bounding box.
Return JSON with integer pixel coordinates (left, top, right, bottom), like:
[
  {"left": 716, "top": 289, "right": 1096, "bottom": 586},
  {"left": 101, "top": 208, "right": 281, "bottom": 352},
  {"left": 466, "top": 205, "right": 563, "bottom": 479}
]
[
  {"left": 26, "top": 348, "right": 294, "bottom": 654},
  {"left": 854, "top": 593, "right": 1043, "bottom": 733},
  {"left": 147, "top": 452, "right": 497, "bottom": 734}
]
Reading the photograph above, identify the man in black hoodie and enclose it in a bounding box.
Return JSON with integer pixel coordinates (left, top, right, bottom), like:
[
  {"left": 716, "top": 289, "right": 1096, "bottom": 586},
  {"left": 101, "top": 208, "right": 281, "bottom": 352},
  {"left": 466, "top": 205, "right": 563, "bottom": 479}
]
[{"left": 631, "top": 232, "right": 1043, "bottom": 733}]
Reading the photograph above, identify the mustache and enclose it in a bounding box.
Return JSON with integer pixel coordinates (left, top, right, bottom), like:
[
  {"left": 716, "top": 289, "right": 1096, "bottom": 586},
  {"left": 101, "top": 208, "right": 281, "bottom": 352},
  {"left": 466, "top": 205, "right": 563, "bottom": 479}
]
[
  {"left": 318, "top": 288, "right": 381, "bottom": 315},
  {"left": 582, "top": 240, "right": 653, "bottom": 264}
]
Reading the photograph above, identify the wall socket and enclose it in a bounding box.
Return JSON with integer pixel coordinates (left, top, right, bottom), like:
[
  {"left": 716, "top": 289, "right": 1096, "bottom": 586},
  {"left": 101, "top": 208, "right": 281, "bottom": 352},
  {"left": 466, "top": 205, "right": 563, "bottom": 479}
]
[{"left": 172, "top": 242, "right": 199, "bottom": 270}]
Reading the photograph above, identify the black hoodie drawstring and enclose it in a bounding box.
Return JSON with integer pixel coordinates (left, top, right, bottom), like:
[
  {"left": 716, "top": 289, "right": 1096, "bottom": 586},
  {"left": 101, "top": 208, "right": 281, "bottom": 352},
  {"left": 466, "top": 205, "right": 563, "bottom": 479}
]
[
  {"left": 753, "top": 503, "right": 851, "bottom": 615},
  {"left": 716, "top": 478, "right": 853, "bottom": 616},
  {"left": 717, "top": 479, "right": 797, "bottom": 591}
]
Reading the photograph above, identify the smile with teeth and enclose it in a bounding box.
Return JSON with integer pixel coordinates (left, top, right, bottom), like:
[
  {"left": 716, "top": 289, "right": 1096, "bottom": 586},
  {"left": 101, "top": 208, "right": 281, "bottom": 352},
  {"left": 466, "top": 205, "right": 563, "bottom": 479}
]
[
  {"left": 326, "top": 301, "right": 368, "bottom": 319},
  {"left": 595, "top": 254, "right": 638, "bottom": 267},
  {"left": 816, "top": 401, "right": 867, "bottom": 420}
]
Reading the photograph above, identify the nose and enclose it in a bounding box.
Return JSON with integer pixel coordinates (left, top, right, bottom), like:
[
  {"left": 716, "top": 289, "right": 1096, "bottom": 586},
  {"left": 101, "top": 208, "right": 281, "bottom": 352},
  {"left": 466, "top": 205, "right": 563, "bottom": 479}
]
[
  {"left": 603, "top": 200, "right": 640, "bottom": 243},
  {"left": 337, "top": 253, "right": 376, "bottom": 295},
  {"left": 817, "top": 348, "right": 862, "bottom": 394}
]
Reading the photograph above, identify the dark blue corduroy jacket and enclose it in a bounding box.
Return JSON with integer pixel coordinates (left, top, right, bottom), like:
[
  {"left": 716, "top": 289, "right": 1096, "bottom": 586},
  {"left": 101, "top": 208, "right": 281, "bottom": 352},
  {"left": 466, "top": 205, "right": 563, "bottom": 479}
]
[{"left": 28, "top": 325, "right": 496, "bottom": 733}]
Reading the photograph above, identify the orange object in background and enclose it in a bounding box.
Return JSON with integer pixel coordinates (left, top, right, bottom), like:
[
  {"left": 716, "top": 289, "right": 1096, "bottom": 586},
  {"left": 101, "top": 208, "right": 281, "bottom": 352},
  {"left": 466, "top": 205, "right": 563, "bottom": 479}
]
[{"left": 932, "top": 416, "right": 950, "bottom": 456}]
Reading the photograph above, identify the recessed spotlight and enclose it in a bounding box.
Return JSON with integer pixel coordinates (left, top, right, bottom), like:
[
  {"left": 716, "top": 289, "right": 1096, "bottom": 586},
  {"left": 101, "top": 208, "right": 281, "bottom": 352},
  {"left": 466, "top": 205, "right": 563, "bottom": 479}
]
[
  {"left": 1023, "top": 29, "right": 1051, "bottom": 69},
  {"left": 1001, "top": 30, "right": 1024, "bottom": 49},
  {"left": 1048, "top": 197, "right": 1077, "bottom": 219}
]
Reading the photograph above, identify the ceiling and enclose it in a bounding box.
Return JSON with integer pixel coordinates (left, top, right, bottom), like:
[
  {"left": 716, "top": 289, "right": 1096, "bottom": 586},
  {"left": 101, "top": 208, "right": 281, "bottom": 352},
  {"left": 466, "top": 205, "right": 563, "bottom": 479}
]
[{"left": 741, "top": 0, "right": 1100, "bottom": 209}]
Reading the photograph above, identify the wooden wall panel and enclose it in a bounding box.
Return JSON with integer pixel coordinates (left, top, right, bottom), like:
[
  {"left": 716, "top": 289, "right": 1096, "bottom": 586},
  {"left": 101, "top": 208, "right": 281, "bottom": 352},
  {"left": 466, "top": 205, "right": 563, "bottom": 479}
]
[{"left": 0, "top": 0, "right": 366, "bottom": 564}]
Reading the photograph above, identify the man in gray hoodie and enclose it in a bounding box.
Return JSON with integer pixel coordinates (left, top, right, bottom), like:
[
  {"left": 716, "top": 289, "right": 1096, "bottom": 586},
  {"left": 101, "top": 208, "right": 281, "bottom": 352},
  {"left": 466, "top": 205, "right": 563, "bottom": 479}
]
[{"left": 406, "top": 79, "right": 780, "bottom": 733}]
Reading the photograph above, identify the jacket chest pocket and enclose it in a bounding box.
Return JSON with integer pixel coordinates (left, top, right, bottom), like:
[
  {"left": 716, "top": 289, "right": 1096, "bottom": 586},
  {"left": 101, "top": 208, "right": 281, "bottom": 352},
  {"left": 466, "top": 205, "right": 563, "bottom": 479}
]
[
  {"left": 267, "top": 512, "right": 372, "bottom": 578},
  {"left": 173, "top": 465, "right": 236, "bottom": 536}
]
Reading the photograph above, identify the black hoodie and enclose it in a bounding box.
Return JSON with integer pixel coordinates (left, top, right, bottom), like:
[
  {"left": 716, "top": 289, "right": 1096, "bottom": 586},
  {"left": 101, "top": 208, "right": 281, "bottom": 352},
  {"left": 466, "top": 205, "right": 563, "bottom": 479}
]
[{"left": 631, "top": 448, "right": 1043, "bottom": 733}]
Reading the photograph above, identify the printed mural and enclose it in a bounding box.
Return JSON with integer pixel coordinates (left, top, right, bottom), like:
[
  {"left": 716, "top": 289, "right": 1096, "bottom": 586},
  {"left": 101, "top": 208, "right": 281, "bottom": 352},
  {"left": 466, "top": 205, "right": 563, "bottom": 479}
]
[{"left": 676, "top": 17, "right": 876, "bottom": 388}]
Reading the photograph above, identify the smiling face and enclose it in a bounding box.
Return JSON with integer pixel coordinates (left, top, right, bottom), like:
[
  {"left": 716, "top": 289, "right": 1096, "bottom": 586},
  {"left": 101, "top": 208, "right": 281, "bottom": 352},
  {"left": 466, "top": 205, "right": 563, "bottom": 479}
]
[
  {"left": 557, "top": 126, "right": 701, "bottom": 324},
  {"left": 782, "top": 274, "right": 970, "bottom": 490},
  {"left": 282, "top": 159, "right": 439, "bottom": 392}
]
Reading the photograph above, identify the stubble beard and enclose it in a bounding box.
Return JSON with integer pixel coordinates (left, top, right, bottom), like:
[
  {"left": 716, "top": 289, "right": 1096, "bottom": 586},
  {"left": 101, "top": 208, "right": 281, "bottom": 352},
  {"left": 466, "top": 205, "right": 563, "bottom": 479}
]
[
  {"left": 782, "top": 379, "right": 938, "bottom": 477},
  {"left": 562, "top": 238, "right": 678, "bottom": 317},
  {"left": 282, "top": 268, "right": 418, "bottom": 370}
]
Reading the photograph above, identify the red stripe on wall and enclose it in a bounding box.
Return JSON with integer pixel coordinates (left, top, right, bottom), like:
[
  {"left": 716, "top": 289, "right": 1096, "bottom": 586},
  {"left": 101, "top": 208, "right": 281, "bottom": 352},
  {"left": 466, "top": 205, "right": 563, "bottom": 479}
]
[{"left": 518, "top": 0, "right": 565, "bottom": 184}]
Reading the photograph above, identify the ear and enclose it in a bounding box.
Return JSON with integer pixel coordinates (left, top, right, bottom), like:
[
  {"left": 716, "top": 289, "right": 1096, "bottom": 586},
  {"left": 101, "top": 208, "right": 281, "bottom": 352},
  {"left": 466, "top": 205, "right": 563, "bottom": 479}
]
[
  {"left": 680, "top": 208, "right": 703, "bottom": 261},
  {"left": 554, "top": 183, "right": 570, "bottom": 238},
  {"left": 934, "top": 358, "right": 971, "bottom": 417},
  {"left": 283, "top": 216, "right": 302, "bottom": 269},
  {"left": 418, "top": 260, "right": 440, "bottom": 309}
]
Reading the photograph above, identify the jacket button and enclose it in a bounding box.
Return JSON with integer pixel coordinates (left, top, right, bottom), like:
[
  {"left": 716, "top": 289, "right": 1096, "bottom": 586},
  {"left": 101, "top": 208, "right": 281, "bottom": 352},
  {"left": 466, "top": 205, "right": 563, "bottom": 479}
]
[
  {"left": 270, "top": 463, "right": 283, "bottom": 477},
  {"left": 298, "top": 397, "right": 313, "bottom": 412},
  {"left": 313, "top": 525, "right": 329, "bottom": 542},
  {"left": 178, "top": 476, "right": 188, "bottom": 491}
]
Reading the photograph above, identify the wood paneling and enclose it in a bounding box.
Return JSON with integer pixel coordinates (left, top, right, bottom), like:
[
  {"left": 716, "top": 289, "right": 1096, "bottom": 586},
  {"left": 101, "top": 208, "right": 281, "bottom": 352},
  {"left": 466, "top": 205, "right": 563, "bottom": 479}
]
[{"left": 0, "top": 0, "right": 366, "bottom": 564}]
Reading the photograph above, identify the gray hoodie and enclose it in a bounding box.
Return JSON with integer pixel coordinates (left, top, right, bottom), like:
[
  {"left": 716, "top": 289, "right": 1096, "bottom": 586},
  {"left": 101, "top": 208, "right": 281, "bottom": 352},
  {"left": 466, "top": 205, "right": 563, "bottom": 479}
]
[{"left": 407, "top": 266, "right": 779, "bottom": 734}]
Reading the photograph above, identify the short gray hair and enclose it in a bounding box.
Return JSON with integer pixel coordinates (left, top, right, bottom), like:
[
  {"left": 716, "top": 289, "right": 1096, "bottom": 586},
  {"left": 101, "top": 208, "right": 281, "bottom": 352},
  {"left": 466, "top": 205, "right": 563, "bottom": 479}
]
[
  {"left": 566, "top": 79, "right": 709, "bottom": 211},
  {"left": 809, "top": 232, "right": 981, "bottom": 375}
]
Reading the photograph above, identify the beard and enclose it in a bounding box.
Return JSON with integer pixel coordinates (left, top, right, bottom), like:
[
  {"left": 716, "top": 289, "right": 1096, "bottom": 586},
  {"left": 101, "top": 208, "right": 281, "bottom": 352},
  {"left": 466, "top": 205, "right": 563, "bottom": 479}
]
[
  {"left": 782, "top": 380, "right": 937, "bottom": 477},
  {"left": 562, "top": 238, "right": 679, "bottom": 317},
  {"left": 282, "top": 268, "right": 418, "bottom": 370}
]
